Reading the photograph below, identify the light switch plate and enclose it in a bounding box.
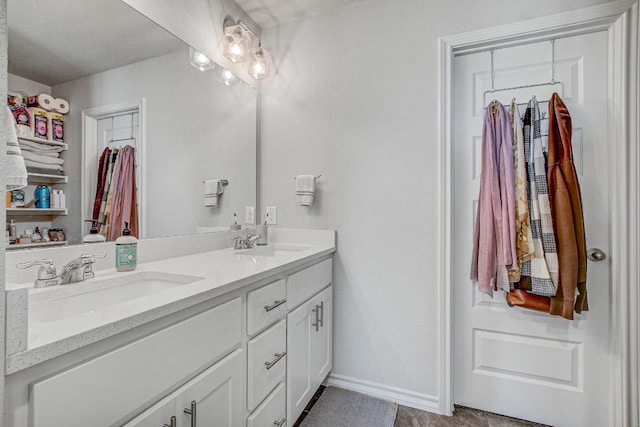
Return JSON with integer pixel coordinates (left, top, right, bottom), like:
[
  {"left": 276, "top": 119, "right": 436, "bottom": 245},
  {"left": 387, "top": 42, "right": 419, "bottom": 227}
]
[
  {"left": 265, "top": 206, "right": 277, "bottom": 225},
  {"left": 245, "top": 207, "right": 255, "bottom": 224}
]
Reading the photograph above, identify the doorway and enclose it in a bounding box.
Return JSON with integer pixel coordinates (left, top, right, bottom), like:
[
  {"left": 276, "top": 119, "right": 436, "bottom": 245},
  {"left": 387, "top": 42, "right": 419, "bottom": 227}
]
[{"left": 437, "top": 3, "right": 639, "bottom": 426}]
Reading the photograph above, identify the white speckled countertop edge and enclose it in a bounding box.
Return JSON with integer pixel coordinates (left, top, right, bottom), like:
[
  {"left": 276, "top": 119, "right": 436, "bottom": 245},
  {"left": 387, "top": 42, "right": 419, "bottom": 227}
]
[{"left": 5, "top": 229, "right": 336, "bottom": 375}]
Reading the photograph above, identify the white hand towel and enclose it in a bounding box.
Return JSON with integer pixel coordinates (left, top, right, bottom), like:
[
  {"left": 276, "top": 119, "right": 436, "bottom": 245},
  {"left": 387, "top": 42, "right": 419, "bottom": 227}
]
[
  {"left": 204, "top": 179, "right": 222, "bottom": 207},
  {"left": 295, "top": 175, "right": 316, "bottom": 206},
  {"left": 21, "top": 150, "right": 65, "bottom": 165},
  {"left": 5, "top": 107, "right": 28, "bottom": 190}
]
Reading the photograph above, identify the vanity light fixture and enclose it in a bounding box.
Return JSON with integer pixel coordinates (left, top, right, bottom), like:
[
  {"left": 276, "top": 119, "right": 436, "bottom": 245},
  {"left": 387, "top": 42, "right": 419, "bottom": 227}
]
[
  {"left": 223, "top": 19, "right": 273, "bottom": 80},
  {"left": 218, "top": 67, "right": 240, "bottom": 86},
  {"left": 189, "top": 47, "right": 215, "bottom": 71}
]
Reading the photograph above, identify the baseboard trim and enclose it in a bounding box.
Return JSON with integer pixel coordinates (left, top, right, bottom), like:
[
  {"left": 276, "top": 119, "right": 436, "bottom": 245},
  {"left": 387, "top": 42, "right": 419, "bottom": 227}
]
[{"left": 325, "top": 373, "right": 441, "bottom": 414}]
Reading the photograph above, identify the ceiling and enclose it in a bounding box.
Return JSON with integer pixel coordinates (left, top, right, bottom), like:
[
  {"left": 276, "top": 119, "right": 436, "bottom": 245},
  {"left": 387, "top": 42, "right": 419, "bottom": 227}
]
[
  {"left": 234, "top": 0, "right": 366, "bottom": 28},
  {"left": 8, "top": 0, "right": 184, "bottom": 87}
]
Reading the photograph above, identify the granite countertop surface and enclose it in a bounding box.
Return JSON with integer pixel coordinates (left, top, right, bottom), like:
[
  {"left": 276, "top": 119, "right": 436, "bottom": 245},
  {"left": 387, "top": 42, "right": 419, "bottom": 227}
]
[{"left": 6, "top": 229, "right": 335, "bottom": 374}]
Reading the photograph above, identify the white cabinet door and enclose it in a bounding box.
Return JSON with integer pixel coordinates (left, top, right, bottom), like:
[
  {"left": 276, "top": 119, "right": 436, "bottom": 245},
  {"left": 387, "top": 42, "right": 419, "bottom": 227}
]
[
  {"left": 287, "top": 298, "right": 314, "bottom": 424},
  {"left": 125, "top": 349, "right": 244, "bottom": 427},
  {"left": 124, "top": 395, "right": 175, "bottom": 427},
  {"left": 287, "top": 285, "right": 333, "bottom": 425},
  {"left": 174, "top": 349, "right": 245, "bottom": 427},
  {"left": 310, "top": 286, "right": 332, "bottom": 386}
]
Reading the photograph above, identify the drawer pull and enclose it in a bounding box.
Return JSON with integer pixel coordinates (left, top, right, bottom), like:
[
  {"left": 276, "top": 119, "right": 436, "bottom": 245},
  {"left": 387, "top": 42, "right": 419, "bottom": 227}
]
[
  {"left": 318, "top": 301, "right": 324, "bottom": 328},
  {"left": 184, "top": 400, "right": 197, "bottom": 427},
  {"left": 264, "top": 299, "right": 286, "bottom": 312},
  {"left": 312, "top": 305, "right": 320, "bottom": 332},
  {"left": 265, "top": 352, "right": 286, "bottom": 370},
  {"left": 163, "top": 416, "right": 177, "bottom": 427},
  {"left": 273, "top": 417, "right": 287, "bottom": 426}
]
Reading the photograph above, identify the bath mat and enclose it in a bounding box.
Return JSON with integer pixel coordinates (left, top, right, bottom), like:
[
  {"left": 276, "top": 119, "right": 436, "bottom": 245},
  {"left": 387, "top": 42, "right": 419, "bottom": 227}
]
[{"left": 300, "top": 386, "right": 398, "bottom": 427}]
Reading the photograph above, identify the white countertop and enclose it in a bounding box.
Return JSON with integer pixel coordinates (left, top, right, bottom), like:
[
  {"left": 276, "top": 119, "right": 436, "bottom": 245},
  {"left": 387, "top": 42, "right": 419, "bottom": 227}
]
[{"left": 6, "top": 229, "right": 336, "bottom": 374}]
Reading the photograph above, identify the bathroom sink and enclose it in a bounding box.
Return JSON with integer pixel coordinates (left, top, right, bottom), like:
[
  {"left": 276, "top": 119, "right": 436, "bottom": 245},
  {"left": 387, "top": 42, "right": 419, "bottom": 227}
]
[
  {"left": 234, "top": 244, "right": 309, "bottom": 257},
  {"left": 29, "top": 271, "right": 204, "bottom": 323}
]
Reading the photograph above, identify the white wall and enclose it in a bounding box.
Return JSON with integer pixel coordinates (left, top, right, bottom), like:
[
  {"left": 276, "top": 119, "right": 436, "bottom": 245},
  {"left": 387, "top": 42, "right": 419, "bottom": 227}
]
[
  {"left": 52, "top": 49, "right": 256, "bottom": 243},
  {"left": 7, "top": 73, "right": 51, "bottom": 95},
  {"left": 259, "top": 0, "right": 615, "bottom": 409}
]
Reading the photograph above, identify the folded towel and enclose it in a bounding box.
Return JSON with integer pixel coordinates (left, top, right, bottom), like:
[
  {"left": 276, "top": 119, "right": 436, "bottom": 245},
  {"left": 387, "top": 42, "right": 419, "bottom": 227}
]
[
  {"left": 21, "top": 150, "right": 65, "bottom": 165},
  {"left": 295, "top": 175, "right": 316, "bottom": 206},
  {"left": 204, "top": 179, "right": 223, "bottom": 207},
  {"left": 5, "top": 107, "right": 28, "bottom": 189},
  {"left": 19, "top": 138, "right": 65, "bottom": 153},
  {"left": 24, "top": 159, "right": 64, "bottom": 172},
  {"left": 20, "top": 148, "right": 60, "bottom": 158}
]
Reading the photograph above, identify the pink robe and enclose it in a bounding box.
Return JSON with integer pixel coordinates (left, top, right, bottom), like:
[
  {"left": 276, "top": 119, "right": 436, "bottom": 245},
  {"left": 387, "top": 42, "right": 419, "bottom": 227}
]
[{"left": 471, "top": 102, "right": 517, "bottom": 295}]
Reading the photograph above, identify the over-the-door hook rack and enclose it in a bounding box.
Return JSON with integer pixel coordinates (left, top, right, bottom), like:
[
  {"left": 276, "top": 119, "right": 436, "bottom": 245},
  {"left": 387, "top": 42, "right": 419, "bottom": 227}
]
[
  {"left": 483, "top": 39, "right": 564, "bottom": 106},
  {"left": 293, "top": 175, "right": 321, "bottom": 180}
]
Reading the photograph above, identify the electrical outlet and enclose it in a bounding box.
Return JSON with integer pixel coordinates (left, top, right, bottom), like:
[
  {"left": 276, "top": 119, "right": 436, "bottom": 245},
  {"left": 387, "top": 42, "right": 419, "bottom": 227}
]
[
  {"left": 245, "top": 207, "right": 255, "bottom": 224},
  {"left": 265, "top": 206, "right": 277, "bottom": 225}
]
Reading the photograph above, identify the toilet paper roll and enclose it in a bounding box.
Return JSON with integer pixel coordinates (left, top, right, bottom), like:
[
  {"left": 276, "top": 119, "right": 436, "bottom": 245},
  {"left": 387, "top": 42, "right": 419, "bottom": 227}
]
[
  {"left": 53, "top": 98, "right": 70, "bottom": 114},
  {"left": 27, "top": 94, "right": 55, "bottom": 111},
  {"left": 28, "top": 107, "right": 49, "bottom": 140}
]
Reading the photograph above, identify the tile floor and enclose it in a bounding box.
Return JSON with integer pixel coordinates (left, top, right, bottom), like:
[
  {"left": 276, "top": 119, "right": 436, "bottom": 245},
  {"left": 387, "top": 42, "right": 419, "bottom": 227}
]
[{"left": 294, "top": 386, "right": 549, "bottom": 427}]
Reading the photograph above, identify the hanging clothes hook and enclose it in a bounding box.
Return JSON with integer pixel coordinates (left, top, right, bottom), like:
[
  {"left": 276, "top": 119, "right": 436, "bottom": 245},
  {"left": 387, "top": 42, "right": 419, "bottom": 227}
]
[{"left": 490, "top": 50, "right": 495, "bottom": 92}]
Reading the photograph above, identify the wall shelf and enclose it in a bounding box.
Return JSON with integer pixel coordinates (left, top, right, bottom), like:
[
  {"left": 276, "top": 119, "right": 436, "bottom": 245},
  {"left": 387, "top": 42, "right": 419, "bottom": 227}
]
[
  {"left": 7, "top": 208, "right": 67, "bottom": 217},
  {"left": 18, "top": 136, "right": 68, "bottom": 151},
  {"left": 6, "top": 241, "right": 68, "bottom": 251},
  {"left": 27, "top": 173, "right": 68, "bottom": 184}
]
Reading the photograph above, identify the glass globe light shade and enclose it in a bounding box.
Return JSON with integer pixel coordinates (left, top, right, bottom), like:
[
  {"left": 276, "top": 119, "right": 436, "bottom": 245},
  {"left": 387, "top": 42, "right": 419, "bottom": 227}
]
[
  {"left": 248, "top": 47, "right": 272, "bottom": 80},
  {"left": 223, "top": 26, "right": 249, "bottom": 63},
  {"left": 189, "top": 47, "right": 215, "bottom": 71},
  {"left": 217, "top": 67, "right": 239, "bottom": 86}
]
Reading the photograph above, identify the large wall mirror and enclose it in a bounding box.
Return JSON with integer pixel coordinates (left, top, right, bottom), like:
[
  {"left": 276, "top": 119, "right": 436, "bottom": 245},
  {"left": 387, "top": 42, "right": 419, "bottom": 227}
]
[{"left": 7, "top": 0, "right": 257, "bottom": 247}]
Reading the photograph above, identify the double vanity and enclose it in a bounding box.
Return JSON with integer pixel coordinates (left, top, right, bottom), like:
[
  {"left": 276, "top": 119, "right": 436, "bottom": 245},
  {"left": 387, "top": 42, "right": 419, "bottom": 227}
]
[{"left": 4, "top": 228, "right": 336, "bottom": 426}]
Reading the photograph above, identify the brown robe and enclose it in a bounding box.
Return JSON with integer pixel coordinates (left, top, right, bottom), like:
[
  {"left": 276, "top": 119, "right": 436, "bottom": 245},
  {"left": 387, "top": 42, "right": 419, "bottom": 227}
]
[{"left": 547, "top": 93, "right": 588, "bottom": 320}]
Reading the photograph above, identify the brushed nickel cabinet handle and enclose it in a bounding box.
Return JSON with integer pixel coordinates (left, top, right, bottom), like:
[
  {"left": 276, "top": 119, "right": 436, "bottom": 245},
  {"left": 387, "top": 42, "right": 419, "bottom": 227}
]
[
  {"left": 184, "top": 400, "right": 197, "bottom": 427},
  {"left": 312, "top": 305, "right": 319, "bottom": 332},
  {"left": 264, "top": 299, "right": 286, "bottom": 312},
  {"left": 265, "top": 352, "right": 286, "bottom": 370},
  {"left": 163, "top": 416, "right": 176, "bottom": 427},
  {"left": 273, "top": 417, "right": 286, "bottom": 426},
  {"left": 318, "top": 301, "right": 324, "bottom": 328}
]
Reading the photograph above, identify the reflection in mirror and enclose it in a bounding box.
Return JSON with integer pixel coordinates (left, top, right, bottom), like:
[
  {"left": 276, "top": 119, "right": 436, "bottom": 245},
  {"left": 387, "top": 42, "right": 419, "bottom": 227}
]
[{"left": 7, "top": 0, "right": 257, "bottom": 248}]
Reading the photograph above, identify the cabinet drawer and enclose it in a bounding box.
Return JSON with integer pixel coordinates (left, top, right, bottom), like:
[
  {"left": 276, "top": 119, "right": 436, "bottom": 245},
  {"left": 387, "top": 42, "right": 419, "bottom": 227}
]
[
  {"left": 247, "top": 319, "right": 287, "bottom": 411},
  {"left": 247, "top": 279, "right": 286, "bottom": 336},
  {"left": 247, "top": 383, "right": 286, "bottom": 427},
  {"left": 30, "top": 298, "right": 242, "bottom": 427},
  {"left": 287, "top": 258, "right": 332, "bottom": 309}
]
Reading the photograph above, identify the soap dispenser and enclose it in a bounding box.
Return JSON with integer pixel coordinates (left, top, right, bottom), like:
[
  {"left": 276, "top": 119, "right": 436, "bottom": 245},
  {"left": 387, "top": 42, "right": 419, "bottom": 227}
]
[
  {"left": 115, "top": 221, "right": 137, "bottom": 272},
  {"left": 83, "top": 219, "right": 106, "bottom": 243}
]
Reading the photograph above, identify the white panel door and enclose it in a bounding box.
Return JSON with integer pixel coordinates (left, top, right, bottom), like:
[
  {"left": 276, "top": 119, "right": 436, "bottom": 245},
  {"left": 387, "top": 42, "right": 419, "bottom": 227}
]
[{"left": 453, "top": 31, "right": 610, "bottom": 427}]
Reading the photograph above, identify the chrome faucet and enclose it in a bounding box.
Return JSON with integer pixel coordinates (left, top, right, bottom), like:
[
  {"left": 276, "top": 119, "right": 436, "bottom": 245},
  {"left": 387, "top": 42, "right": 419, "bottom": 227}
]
[
  {"left": 17, "top": 254, "right": 106, "bottom": 288},
  {"left": 59, "top": 254, "right": 106, "bottom": 284},
  {"left": 233, "top": 234, "right": 262, "bottom": 250}
]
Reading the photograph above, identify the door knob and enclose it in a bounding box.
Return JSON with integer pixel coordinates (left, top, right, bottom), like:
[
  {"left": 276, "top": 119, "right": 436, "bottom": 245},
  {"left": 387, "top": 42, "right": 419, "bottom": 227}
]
[{"left": 587, "top": 248, "right": 607, "bottom": 262}]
